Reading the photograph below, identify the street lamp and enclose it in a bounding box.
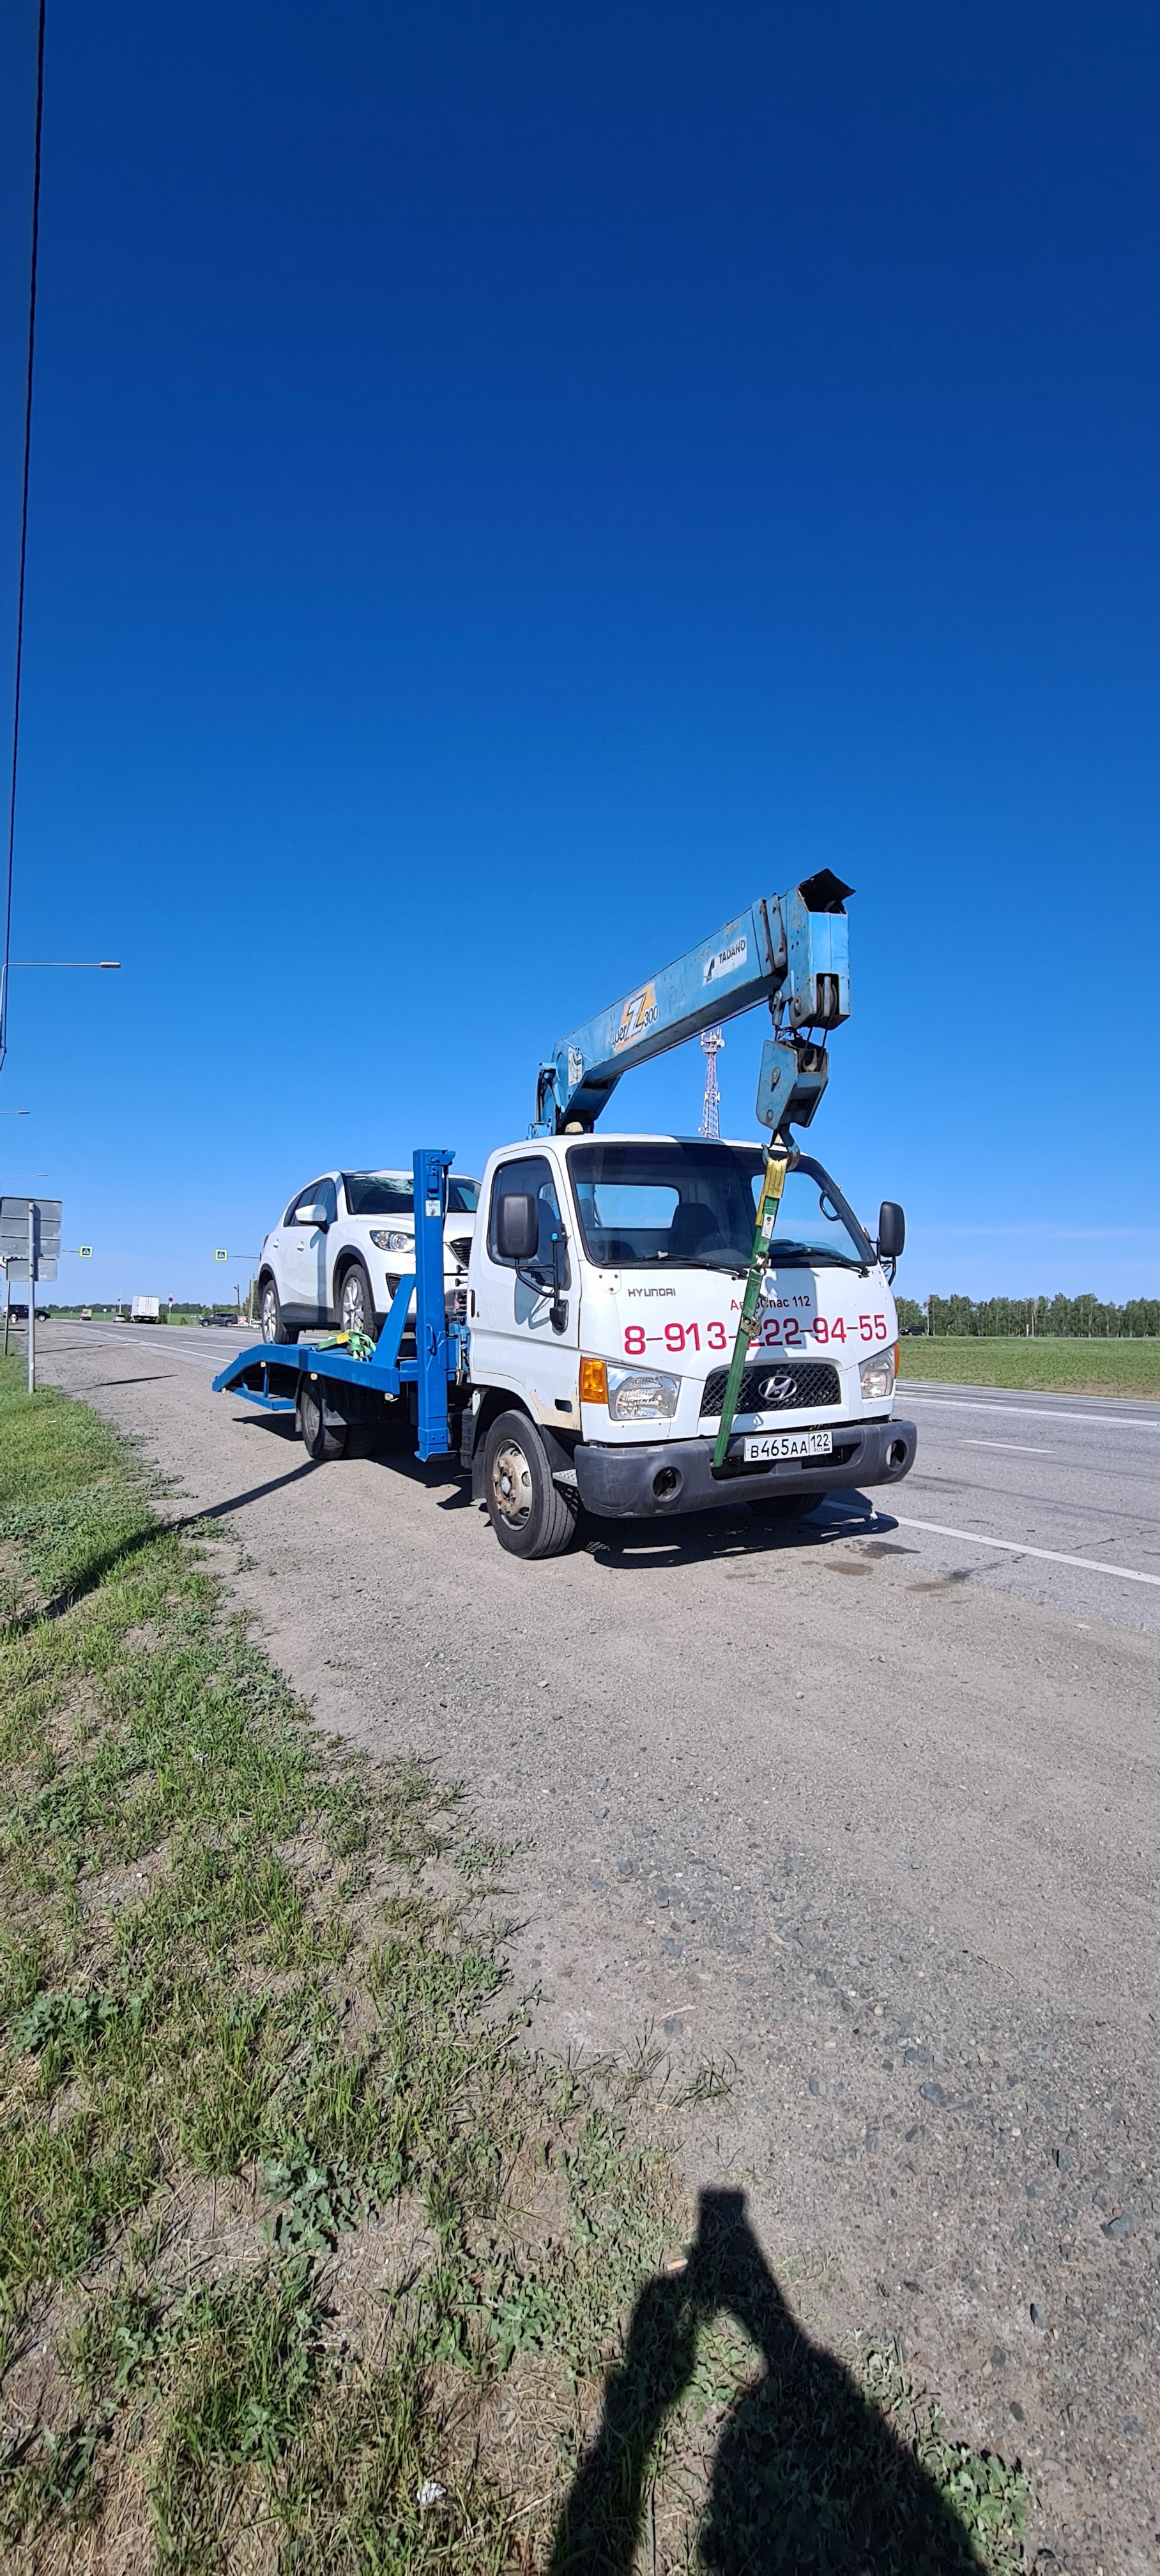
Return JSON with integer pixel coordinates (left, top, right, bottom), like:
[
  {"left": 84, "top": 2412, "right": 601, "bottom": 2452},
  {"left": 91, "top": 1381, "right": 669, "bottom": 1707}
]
[{"left": 215, "top": 1252, "right": 259, "bottom": 1324}]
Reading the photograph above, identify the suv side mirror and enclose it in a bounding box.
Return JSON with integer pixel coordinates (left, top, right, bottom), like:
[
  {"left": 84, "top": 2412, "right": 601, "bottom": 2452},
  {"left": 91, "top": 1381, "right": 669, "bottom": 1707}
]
[
  {"left": 876, "top": 1200, "right": 905, "bottom": 1261},
  {"left": 300, "top": 1205, "right": 330, "bottom": 1230},
  {"left": 496, "top": 1194, "right": 540, "bottom": 1262}
]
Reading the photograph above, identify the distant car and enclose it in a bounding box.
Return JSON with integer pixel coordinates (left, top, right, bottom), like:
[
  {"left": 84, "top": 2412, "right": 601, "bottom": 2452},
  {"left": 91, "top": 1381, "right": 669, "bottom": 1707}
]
[
  {"left": 34, "top": 1307, "right": 50, "bottom": 1322},
  {"left": 199, "top": 1311, "right": 242, "bottom": 1328},
  {"left": 901, "top": 1324, "right": 928, "bottom": 1337},
  {"left": 8, "top": 1302, "right": 27, "bottom": 1321},
  {"left": 79, "top": 1307, "right": 93, "bottom": 1321},
  {"left": 257, "top": 1167, "right": 480, "bottom": 1344}
]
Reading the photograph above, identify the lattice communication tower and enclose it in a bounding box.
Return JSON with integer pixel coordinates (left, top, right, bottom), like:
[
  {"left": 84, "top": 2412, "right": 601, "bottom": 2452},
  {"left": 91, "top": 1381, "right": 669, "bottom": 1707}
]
[{"left": 700, "top": 1027, "right": 724, "bottom": 1137}]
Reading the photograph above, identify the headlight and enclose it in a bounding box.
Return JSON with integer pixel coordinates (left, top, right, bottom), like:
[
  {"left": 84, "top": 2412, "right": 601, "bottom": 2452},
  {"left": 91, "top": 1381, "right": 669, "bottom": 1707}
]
[
  {"left": 369, "top": 1230, "right": 412, "bottom": 1253},
  {"left": 859, "top": 1347, "right": 896, "bottom": 1401},
  {"left": 606, "top": 1365, "right": 680, "bottom": 1422}
]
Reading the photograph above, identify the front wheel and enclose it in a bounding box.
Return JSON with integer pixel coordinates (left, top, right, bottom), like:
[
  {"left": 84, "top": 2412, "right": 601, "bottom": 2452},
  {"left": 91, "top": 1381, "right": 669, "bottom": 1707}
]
[
  {"left": 296, "top": 1383, "right": 347, "bottom": 1462},
  {"left": 483, "top": 1411, "right": 578, "bottom": 1559},
  {"left": 337, "top": 1260, "right": 378, "bottom": 1341},
  {"left": 259, "top": 1278, "right": 296, "bottom": 1344}
]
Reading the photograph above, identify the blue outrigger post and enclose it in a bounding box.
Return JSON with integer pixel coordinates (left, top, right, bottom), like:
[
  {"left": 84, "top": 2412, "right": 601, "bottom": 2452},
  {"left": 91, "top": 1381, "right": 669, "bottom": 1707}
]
[{"left": 211, "top": 1146, "right": 466, "bottom": 1460}]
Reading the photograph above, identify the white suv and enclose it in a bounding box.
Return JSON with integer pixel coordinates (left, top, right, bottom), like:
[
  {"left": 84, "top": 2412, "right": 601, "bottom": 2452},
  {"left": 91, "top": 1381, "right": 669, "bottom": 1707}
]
[{"left": 257, "top": 1169, "right": 479, "bottom": 1345}]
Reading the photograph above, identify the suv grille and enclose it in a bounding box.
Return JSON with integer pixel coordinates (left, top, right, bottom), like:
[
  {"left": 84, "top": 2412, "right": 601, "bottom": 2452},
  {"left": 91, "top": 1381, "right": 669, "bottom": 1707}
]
[{"left": 699, "top": 1359, "right": 841, "bottom": 1418}]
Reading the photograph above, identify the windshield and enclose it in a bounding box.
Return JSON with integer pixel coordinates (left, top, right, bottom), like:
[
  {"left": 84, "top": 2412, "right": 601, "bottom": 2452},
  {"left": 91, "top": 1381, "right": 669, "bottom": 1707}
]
[
  {"left": 567, "top": 1141, "right": 873, "bottom": 1271},
  {"left": 342, "top": 1172, "right": 480, "bottom": 1217}
]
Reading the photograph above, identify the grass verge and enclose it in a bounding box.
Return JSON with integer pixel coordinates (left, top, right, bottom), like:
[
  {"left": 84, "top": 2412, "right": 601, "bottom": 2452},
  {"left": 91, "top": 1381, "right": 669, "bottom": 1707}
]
[
  {"left": 898, "top": 1335, "right": 1160, "bottom": 1397},
  {"left": 0, "top": 1354, "right": 1031, "bottom": 2570}
]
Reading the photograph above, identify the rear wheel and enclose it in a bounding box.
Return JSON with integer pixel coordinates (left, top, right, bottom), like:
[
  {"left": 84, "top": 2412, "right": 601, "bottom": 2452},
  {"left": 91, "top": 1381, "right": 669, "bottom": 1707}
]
[
  {"left": 296, "top": 1382, "right": 348, "bottom": 1461},
  {"left": 337, "top": 1260, "right": 378, "bottom": 1340},
  {"left": 746, "top": 1490, "right": 821, "bottom": 1522},
  {"left": 259, "top": 1278, "right": 296, "bottom": 1344},
  {"left": 483, "top": 1411, "right": 578, "bottom": 1559}
]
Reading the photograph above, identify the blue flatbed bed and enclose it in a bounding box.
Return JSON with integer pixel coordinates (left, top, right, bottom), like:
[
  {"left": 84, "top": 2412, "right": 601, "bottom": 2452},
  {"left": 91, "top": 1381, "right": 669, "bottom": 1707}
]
[{"left": 212, "top": 1147, "right": 468, "bottom": 1461}]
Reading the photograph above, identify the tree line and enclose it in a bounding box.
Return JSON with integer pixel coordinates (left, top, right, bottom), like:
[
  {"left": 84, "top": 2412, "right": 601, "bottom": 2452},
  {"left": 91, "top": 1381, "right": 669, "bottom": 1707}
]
[{"left": 895, "top": 1292, "right": 1160, "bottom": 1338}]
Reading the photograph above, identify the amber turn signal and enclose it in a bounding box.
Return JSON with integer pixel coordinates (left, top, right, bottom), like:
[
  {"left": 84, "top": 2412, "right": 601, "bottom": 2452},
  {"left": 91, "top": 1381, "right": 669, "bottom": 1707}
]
[{"left": 579, "top": 1356, "right": 607, "bottom": 1405}]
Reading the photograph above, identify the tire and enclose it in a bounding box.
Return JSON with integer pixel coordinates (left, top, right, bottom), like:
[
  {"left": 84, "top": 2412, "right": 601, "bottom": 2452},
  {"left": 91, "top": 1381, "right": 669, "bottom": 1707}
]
[
  {"left": 746, "top": 1490, "right": 821, "bottom": 1522},
  {"left": 296, "top": 1382, "right": 348, "bottom": 1462},
  {"left": 337, "top": 1259, "right": 378, "bottom": 1341},
  {"left": 259, "top": 1277, "right": 296, "bottom": 1344},
  {"left": 482, "top": 1411, "right": 579, "bottom": 1560}
]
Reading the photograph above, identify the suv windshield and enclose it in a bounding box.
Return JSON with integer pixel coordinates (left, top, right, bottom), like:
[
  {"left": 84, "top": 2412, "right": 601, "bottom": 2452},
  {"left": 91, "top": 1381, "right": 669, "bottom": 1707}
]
[
  {"left": 342, "top": 1172, "right": 480, "bottom": 1217},
  {"left": 567, "top": 1140, "right": 873, "bottom": 1271}
]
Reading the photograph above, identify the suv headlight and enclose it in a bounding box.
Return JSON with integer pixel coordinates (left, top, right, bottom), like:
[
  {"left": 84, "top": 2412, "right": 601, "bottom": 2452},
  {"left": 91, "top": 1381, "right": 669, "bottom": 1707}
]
[
  {"left": 606, "top": 1365, "right": 680, "bottom": 1422},
  {"left": 369, "top": 1230, "right": 412, "bottom": 1253},
  {"left": 859, "top": 1347, "right": 897, "bottom": 1401}
]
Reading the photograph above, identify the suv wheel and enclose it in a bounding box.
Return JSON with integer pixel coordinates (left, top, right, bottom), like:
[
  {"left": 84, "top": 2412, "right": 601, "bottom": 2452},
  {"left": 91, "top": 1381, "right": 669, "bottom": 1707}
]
[
  {"left": 482, "top": 1411, "right": 578, "bottom": 1559},
  {"left": 338, "top": 1261, "right": 378, "bottom": 1340},
  {"left": 259, "top": 1278, "right": 295, "bottom": 1344}
]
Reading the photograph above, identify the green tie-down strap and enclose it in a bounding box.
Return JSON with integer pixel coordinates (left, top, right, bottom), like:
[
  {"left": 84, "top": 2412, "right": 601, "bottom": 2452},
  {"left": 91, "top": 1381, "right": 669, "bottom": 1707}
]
[
  {"left": 303, "top": 1330, "right": 378, "bottom": 1363},
  {"left": 711, "top": 1150, "right": 788, "bottom": 1468}
]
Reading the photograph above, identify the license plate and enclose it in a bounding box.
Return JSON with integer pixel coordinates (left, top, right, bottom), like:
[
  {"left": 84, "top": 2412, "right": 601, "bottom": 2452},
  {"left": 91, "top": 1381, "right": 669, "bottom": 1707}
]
[{"left": 743, "top": 1428, "right": 834, "bottom": 1462}]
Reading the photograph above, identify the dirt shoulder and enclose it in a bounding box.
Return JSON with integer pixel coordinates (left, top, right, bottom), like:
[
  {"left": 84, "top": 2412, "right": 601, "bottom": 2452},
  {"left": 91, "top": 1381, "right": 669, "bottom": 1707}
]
[{"left": 34, "top": 1327, "right": 1160, "bottom": 2575}]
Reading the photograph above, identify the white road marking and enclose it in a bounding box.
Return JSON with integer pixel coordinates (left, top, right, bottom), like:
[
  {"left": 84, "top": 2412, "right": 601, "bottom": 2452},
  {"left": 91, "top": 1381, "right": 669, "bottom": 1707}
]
[
  {"left": 890, "top": 1514, "right": 1160, "bottom": 1588},
  {"left": 901, "top": 1393, "right": 1158, "bottom": 1431},
  {"left": 42, "top": 1329, "right": 229, "bottom": 1370},
  {"left": 960, "top": 1439, "right": 1050, "bottom": 1454}
]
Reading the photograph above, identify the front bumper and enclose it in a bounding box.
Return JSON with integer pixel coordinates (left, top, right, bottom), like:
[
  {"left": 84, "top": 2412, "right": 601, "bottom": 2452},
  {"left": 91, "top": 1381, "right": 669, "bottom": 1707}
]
[{"left": 572, "top": 1418, "right": 917, "bottom": 1520}]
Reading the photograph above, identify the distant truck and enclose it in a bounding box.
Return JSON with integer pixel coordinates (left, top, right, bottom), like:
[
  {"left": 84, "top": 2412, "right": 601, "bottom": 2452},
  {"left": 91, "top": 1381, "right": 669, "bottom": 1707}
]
[{"left": 131, "top": 1296, "right": 161, "bottom": 1322}]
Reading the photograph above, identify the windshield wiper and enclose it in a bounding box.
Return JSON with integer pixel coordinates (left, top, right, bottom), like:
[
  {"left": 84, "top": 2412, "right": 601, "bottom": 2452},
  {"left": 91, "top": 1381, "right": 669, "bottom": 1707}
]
[
  {"left": 761, "top": 1248, "right": 866, "bottom": 1271},
  {"left": 618, "top": 1254, "right": 748, "bottom": 1275}
]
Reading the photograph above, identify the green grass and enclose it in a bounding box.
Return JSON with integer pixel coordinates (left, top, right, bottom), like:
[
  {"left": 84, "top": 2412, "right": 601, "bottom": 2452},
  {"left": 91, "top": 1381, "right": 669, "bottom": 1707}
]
[
  {"left": 897, "top": 1335, "right": 1160, "bottom": 1397},
  {"left": 0, "top": 1356, "right": 1031, "bottom": 2570}
]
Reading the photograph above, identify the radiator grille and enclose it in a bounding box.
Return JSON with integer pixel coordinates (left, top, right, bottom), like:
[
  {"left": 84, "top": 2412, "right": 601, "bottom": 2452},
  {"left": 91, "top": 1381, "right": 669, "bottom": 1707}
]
[{"left": 699, "top": 1358, "right": 841, "bottom": 1418}]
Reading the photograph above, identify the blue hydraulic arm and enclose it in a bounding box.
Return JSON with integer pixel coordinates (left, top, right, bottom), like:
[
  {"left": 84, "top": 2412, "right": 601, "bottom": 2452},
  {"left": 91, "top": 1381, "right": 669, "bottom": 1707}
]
[
  {"left": 531, "top": 870, "right": 852, "bottom": 1140},
  {"left": 412, "top": 1144, "right": 456, "bottom": 1459}
]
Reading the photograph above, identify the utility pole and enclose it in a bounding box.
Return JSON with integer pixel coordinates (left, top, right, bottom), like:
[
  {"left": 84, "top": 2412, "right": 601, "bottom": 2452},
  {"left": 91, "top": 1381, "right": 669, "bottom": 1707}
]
[{"left": 26, "top": 1200, "right": 34, "bottom": 1393}]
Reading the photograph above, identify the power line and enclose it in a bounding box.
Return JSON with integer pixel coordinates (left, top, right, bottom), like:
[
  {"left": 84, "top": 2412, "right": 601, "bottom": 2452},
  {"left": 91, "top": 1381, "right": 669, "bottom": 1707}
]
[{"left": 1, "top": 0, "right": 48, "bottom": 1077}]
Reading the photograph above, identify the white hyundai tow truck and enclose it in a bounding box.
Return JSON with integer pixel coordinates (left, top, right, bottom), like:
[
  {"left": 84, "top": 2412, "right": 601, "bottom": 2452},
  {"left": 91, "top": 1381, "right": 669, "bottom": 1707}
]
[{"left": 214, "top": 875, "right": 917, "bottom": 1560}]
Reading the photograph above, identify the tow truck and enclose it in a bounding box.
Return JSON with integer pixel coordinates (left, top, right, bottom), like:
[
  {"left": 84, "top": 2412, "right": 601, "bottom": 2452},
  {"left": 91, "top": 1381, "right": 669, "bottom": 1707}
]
[{"left": 214, "top": 874, "right": 916, "bottom": 1557}]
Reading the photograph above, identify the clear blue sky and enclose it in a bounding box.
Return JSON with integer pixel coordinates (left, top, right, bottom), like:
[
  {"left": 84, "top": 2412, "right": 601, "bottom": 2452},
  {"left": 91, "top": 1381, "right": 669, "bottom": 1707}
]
[{"left": 1, "top": 1, "right": 1157, "bottom": 1307}]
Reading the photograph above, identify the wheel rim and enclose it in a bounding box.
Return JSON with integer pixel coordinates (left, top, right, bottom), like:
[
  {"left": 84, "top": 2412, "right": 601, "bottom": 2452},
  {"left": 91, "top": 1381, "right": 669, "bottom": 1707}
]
[
  {"left": 301, "top": 1390, "right": 321, "bottom": 1446},
  {"left": 341, "top": 1274, "right": 367, "bottom": 1333},
  {"left": 261, "top": 1287, "right": 277, "bottom": 1341},
  {"left": 490, "top": 1436, "right": 533, "bottom": 1529}
]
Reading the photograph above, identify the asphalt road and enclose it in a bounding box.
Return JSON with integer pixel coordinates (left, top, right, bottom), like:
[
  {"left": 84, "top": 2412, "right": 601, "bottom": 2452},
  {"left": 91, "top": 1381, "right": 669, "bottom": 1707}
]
[
  {"left": 51, "top": 1319, "right": 1160, "bottom": 1629},
  {"left": 34, "top": 1322, "right": 1160, "bottom": 2575}
]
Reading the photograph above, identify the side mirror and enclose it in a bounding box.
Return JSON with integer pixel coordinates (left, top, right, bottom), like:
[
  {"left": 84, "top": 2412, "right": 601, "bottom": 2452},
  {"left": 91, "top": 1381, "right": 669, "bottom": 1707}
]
[
  {"left": 301, "top": 1206, "right": 330, "bottom": 1230},
  {"left": 876, "top": 1200, "right": 905, "bottom": 1261},
  {"left": 496, "top": 1193, "right": 540, "bottom": 1262}
]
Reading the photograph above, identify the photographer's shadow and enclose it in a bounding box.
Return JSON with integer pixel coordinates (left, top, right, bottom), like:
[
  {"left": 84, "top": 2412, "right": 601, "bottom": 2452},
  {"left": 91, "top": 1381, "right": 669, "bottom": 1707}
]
[{"left": 549, "top": 2188, "right": 982, "bottom": 2574}]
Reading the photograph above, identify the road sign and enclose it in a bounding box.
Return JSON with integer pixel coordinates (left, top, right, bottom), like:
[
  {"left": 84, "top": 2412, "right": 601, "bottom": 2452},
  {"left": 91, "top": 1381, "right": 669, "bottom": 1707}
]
[
  {"left": 1, "top": 1200, "right": 63, "bottom": 1395},
  {"left": 0, "top": 1199, "right": 62, "bottom": 1282}
]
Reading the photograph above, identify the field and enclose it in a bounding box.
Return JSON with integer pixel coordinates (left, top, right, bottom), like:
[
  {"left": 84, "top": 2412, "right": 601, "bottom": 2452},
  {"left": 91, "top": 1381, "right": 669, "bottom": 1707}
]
[
  {"left": 0, "top": 1354, "right": 1029, "bottom": 2572},
  {"left": 897, "top": 1335, "right": 1160, "bottom": 1399}
]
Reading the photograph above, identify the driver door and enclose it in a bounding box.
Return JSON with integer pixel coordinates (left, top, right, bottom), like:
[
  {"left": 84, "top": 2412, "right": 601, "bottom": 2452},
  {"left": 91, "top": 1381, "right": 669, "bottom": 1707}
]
[
  {"left": 473, "top": 1154, "right": 578, "bottom": 1417},
  {"left": 281, "top": 1178, "right": 335, "bottom": 1324}
]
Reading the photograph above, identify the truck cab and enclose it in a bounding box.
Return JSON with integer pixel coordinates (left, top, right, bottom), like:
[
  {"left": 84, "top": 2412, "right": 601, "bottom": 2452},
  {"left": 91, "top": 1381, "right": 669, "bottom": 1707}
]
[{"left": 465, "top": 1132, "right": 916, "bottom": 1554}]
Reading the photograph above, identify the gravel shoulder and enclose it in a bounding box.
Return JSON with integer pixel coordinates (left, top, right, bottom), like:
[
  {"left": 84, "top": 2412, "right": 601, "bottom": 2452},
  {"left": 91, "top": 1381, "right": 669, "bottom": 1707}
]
[{"left": 40, "top": 1327, "right": 1160, "bottom": 2575}]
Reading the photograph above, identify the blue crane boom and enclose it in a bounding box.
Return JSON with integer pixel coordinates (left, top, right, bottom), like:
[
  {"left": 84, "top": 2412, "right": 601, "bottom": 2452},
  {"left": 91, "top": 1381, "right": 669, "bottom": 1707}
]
[{"left": 531, "top": 869, "right": 853, "bottom": 1137}]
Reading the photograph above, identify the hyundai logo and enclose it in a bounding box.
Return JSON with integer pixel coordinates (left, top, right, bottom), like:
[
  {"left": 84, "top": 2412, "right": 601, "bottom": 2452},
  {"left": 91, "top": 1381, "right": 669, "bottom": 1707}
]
[{"left": 760, "top": 1372, "right": 795, "bottom": 1401}]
